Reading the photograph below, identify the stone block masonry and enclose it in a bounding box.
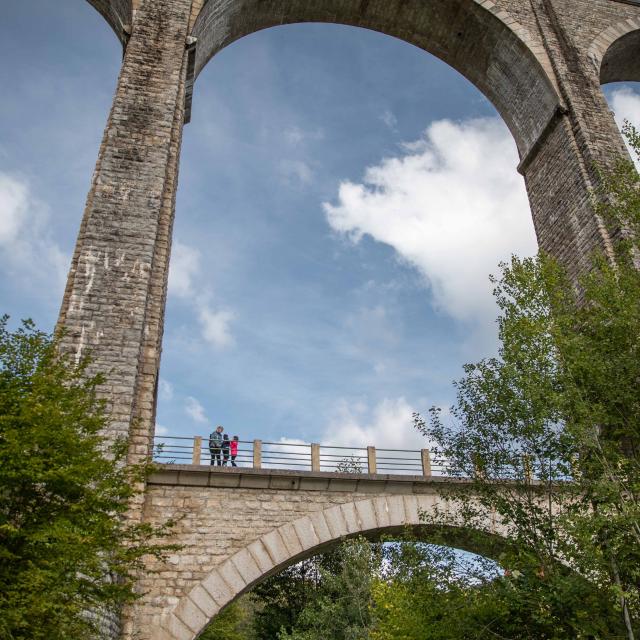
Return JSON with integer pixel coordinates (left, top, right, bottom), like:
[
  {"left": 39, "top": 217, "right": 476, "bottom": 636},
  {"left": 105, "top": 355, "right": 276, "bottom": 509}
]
[{"left": 60, "top": 0, "right": 640, "bottom": 637}]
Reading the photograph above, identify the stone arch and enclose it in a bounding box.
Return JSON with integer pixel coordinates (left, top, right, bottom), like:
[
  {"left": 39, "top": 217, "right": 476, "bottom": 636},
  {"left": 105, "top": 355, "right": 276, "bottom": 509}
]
[
  {"left": 190, "top": 0, "right": 559, "bottom": 158},
  {"left": 85, "top": 0, "right": 132, "bottom": 46},
  {"left": 588, "top": 18, "right": 640, "bottom": 84},
  {"left": 154, "top": 494, "right": 507, "bottom": 640}
]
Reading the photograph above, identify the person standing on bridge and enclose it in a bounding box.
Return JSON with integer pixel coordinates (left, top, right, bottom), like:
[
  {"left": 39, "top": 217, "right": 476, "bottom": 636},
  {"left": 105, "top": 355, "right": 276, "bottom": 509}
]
[
  {"left": 209, "top": 425, "right": 224, "bottom": 466},
  {"left": 230, "top": 436, "right": 239, "bottom": 467},
  {"left": 222, "top": 434, "right": 230, "bottom": 466}
]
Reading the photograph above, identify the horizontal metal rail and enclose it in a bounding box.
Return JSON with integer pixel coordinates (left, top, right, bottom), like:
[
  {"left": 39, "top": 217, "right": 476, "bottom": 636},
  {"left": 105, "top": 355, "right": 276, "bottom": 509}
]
[
  {"left": 152, "top": 435, "right": 450, "bottom": 476},
  {"left": 152, "top": 435, "right": 569, "bottom": 481}
]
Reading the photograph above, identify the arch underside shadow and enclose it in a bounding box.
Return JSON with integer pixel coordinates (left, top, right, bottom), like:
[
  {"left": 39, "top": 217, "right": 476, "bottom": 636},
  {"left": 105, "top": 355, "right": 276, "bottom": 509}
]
[
  {"left": 85, "top": 0, "right": 132, "bottom": 46},
  {"left": 157, "top": 494, "right": 511, "bottom": 640},
  {"left": 601, "top": 29, "right": 640, "bottom": 84},
  {"left": 191, "top": 0, "right": 560, "bottom": 158}
]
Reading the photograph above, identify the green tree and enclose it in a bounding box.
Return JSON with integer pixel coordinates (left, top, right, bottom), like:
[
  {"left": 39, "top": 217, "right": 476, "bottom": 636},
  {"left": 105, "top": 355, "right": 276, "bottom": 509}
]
[
  {"left": 416, "top": 126, "right": 640, "bottom": 637},
  {"left": 278, "top": 538, "right": 380, "bottom": 640},
  {"left": 0, "top": 317, "right": 175, "bottom": 640},
  {"left": 199, "top": 597, "right": 258, "bottom": 640}
]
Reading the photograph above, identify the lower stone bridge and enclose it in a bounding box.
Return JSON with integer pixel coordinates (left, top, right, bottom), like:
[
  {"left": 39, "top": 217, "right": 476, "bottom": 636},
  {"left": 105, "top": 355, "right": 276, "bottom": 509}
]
[{"left": 128, "top": 457, "right": 506, "bottom": 640}]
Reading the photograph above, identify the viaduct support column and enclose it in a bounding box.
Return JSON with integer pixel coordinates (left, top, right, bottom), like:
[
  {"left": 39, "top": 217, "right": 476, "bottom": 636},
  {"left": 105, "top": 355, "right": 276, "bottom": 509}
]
[
  {"left": 520, "top": 0, "right": 634, "bottom": 277},
  {"left": 57, "top": 0, "right": 193, "bottom": 471}
]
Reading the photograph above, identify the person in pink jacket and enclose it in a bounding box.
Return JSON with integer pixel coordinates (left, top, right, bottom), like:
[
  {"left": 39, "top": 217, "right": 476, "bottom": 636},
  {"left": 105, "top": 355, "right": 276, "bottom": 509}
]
[{"left": 230, "top": 436, "right": 239, "bottom": 467}]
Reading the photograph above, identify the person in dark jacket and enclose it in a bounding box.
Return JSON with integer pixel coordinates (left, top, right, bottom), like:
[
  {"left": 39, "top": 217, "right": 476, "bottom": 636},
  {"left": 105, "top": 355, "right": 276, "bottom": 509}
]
[
  {"left": 222, "top": 434, "right": 230, "bottom": 466},
  {"left": 209, "top": 425, "right": 224, "bottom": 466}
]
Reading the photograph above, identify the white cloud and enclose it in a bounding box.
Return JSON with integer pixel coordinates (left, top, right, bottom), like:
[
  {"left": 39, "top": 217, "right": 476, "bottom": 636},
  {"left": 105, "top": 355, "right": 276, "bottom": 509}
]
[
  {"left": 0, "top": 172, "right": 68, "bottom": 290},
  {"left": 380, "top": 109, "right": 397, "bottom": 130},
  {"left": 322, "top": 397, "right": 425, "bottom": 450},
  {"left": 185, "top": 396, "right": 207, "bottom": 423},
  {"left": 0, "top": 173, "right": 28, "bottom": 244},
  {"left": 168, "top": 241, "right": 201, "bottom": 298},
  {"left": 158, "top": 379, "right": 174, "bottom": 401},
  {"left": 283, "top": 126, "right": 324, "bottom": 146},
  {"left": 168, "top": 238, "right": 236, "bottom": 349},
  {"left": 155, "top": 423, "right": 169, "bottom": 436},
  {"left": 609, "top": 87, "right": 640, "bottom": 169},
  {"left": 198, "top": 305, "right": 235, "bottom": 349},
  {"left": 279, "top": 159, "right": 313, "bottom": 185},
  {"left": 323, "top": 117, "right": 536, "bottom": 324}
]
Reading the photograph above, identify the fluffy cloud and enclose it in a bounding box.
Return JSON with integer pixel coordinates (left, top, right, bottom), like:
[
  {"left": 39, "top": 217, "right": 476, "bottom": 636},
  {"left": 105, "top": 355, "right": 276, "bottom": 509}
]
[
  {"left": 609, "top": 87, "right": 640, "bottom": 169},
  {"left": 322, "top": 397, "right": 425, "bottom": 450},
  {"left": 168, "top": 238, "right": 235, "bottom": 349},
  {"left": 0, "top": 172, "right": 68, "bottom": 290},
  {"left": 185, "top": 396, "right": 207, "bottom": 423},
  {"left": 168, "top": 241, "right": 201, "bottom": 298},
  {"left": 323, "top": 118, "right": 536, "bottom": 324},
  {"left": 198, "top": 306, "right": 235, "bottom": 349},
  {"left": 0, "top": 173, "right": 28, "bottom": 244},
  {"left": 158, "top": 379, "right": 174, "bottom": 401}
]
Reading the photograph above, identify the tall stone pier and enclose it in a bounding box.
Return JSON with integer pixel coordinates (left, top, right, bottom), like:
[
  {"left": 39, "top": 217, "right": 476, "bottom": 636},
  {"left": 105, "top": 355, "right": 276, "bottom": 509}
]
[{"left": 56, "top": 0, "right": 640, "bottom": 637}]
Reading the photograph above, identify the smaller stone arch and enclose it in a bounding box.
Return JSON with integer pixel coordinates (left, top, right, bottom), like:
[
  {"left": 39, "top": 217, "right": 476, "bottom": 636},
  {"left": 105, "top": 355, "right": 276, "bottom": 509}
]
[
  {"left": 153, "top": 494, "right": 507, "bottom": 640},
  {"left": 587, "top": 18, "right": 640, "bottom": 84}
]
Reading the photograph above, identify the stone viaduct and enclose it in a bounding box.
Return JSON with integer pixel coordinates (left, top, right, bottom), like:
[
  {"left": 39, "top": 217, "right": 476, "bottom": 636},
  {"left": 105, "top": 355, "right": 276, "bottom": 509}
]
[{"left": 52, "top": 0, "right": 640, "bottom": 638}]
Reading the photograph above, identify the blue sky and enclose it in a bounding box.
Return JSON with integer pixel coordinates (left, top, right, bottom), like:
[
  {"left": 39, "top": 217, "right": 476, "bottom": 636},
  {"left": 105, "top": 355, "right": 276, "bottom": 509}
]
[{"left": 1, "top": 1, "right": 639, "bottom": 451}]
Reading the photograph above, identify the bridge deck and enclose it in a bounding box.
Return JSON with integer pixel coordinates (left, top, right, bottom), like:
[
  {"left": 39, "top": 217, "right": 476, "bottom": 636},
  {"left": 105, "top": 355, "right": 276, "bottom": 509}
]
[{"left": 149, "top": 464, "right": 471, "bottom": 492}]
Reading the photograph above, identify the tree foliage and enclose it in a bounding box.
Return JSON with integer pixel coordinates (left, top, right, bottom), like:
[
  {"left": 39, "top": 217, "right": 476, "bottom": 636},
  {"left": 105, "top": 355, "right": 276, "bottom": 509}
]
[
  {"left": 416, "top": 125, "right": 640, "bottom": 637},
  {"left": 0, "top": 318, "right": 175, "bottom": 640}
]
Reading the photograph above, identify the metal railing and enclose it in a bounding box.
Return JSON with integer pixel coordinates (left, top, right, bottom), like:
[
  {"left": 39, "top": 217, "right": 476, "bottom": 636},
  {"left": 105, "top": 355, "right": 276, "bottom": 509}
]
[{"left": 152, "top": 435, "right": 456, "bottom": 476}]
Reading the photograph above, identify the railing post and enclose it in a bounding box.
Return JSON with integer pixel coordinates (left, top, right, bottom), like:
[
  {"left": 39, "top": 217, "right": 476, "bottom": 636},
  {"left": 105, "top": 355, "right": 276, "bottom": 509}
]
[
  {"left": 367, "top": 446, "right": 377, "bottom": 474},
  {"left": 253, "top": 439, "right": 262, "bottom": 469},
  {"left": 421, "top": 449, "right": 432, "bottom": 477},
  {"left": 523, "top": 455, "right": 532, "bottom": 484},
  {"left": 192, "top": 436, "right": 202, "bottom": 465},
  {"left": 311, "top": 443, "right": 321, "bottom": 472}
]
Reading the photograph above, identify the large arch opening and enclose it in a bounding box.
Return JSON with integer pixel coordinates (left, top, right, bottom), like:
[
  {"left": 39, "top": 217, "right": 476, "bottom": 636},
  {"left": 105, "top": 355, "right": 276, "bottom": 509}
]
[
  {"left": 157, "top": 20, "right": 540, "bottom": 463},
  {"left": 191, "top": 0, "right": 559, "bottom": 158}
]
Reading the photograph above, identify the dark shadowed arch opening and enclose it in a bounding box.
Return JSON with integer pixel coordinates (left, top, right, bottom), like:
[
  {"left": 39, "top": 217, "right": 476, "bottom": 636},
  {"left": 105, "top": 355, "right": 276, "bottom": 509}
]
[{"left": 601, "top": 29, "right": 640, "bottom": 85}]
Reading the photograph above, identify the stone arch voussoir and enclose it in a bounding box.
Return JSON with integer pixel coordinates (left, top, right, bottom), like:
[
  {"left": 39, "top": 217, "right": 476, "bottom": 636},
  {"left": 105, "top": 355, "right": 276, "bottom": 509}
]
[{"left": 156, "top": 494, "right": 507, "bottom": 640}]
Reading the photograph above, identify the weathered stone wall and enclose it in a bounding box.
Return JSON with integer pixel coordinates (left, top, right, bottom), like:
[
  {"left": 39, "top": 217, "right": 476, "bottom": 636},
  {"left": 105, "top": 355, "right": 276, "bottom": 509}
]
[
  {"left": 58, "top": 0, "right": 193, "bottom": 477},
  {"left": 127, "top": 467, "right": 497, "bottom": 640}
]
